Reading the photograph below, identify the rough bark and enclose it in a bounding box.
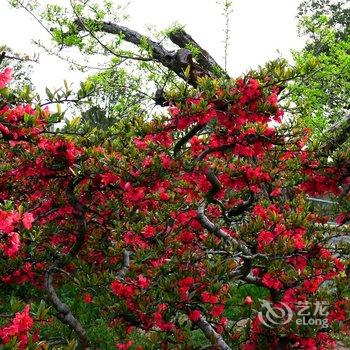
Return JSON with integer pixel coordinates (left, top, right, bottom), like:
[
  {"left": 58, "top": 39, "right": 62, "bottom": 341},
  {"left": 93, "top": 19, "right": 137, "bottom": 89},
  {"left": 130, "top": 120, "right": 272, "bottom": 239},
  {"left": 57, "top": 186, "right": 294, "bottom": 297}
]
[
  {"left": 168, "top": 29, "right": 228, "bottom": 78},
  {"left": 196, "top": 316, "right": 231, "bottom": 350},
  {"left": 115, "top": 249, "right": 131, "bottom": 279},
  {"left": 45, "top": 265, "right": 90, "bottom": 349},
  {"left": 72, "top": 19, "right": 227, "bottom": 87}
]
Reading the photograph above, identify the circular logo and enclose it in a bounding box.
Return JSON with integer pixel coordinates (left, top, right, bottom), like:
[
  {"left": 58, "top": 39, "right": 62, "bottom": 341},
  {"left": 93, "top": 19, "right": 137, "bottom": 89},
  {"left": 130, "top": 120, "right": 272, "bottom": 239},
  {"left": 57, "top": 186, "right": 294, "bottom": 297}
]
[{"left": 257, "top": 300, "right": 293, "bottom": 328}]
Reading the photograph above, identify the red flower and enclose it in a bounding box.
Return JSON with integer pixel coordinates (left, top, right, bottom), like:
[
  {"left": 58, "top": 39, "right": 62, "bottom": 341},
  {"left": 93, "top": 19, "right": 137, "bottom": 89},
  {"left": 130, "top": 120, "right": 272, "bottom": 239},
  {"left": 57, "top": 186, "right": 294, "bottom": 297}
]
[
  {"left": 142, "top": 225, "right": 156, "bottom": 238},
  {"left": 22, "top": 212, "right": 34, "bottom": 230},
  {"left": 178, "top": 277, "right": 195, "bottom": 301},
  {"left": 111, "top": 280, "right": 136, "bottom": 298},
  {"left": 100, "top": 172, "right": 120, "bottom": 186},
  {"left": 270, "top": 187, "right": 282, "bottom": 197},
  {"left": 154, "top": 304, "right": 174, "bottom": 331},
  {"left": 210, "top": 304, "right": 225, "bottom": 317},
  {"left": 117, "top": 340, "right": 133, "bottom": 350},
  {"left": 178, "top": 276, "right": 193, "bottom": 286},
  {"left": 303, "top": 276, "right": 323, "bottom": 293},
  {"left": 262, "top": 273, "right": 283, "bottom": 290},
  {"left": 328, "top": 300, "right": 348, "bottom": 322},
  {"left": 336, "top": 212, "right": 348, "bottom": 225},
  {"left": 0, "top": 67, "right": 12, "bottom": 88},
  {"left": 244, "top": 296, "right": 253, "bottom": 305},
  {"left": 188, "top": 310, "right": 201, "bottom": 322},
  {"left": 177, "top": 230, "right": 195, "bottom": 243},
  {"left": 0, "top": 304, "right": 33, "bottom": 348},
  {"left": 137, "top": 274, "right": 150, "bottom": 289},
  {"left": 1, "top": 232, "right": 20, "bottom": 258},
  {"left": 257, "top": 230, "right": 274, "bottom": 251},
  {"left": 83, "top": 293, "right": 93, "bottom": 304},
  {"left": 201, "top": 292, "right": 219, "bottom": 304},
  {"left": 299, "top": 338, "right": 316, "bottom": 350}
]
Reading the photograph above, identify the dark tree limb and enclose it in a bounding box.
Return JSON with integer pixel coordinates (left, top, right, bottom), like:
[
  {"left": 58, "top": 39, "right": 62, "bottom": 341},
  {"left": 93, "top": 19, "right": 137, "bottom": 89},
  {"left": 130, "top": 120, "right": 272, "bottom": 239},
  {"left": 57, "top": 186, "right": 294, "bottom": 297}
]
[
  {"left": 72, "top": 19, "right": 226, "bottom": 86},
  {"left": 0, "top": 52, "right": 38, "bottom": 64},
  {"left": 197, "top": 202, "right": 251, "bottom": 256},
  {"left": 196, "top": 143, "right": 236, "bottom": 161},
  {"left": 227, "top": 194, "right": 254, "bottom": 217},
  {"left": 168, "top": 29, "right": 228, "bottom": 78},
  {"left": 173, "top": 123, "right": 206, "bottom": 157},
  {"left": 204, "top": 166, "right": 255, "bottom": 220},
  {"left": 0, "top": 52, "right": 5, "bottom": 64},
  {"left": 204, "top": 168, "right": 221, "bottom": 202}
]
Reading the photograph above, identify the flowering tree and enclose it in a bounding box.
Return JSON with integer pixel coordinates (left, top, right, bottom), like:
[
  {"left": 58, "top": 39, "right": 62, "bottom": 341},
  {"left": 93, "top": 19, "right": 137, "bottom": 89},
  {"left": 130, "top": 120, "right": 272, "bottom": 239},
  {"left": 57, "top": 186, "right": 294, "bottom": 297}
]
[{"left": 0, "top": 62, "right": 350, "bottom": 350}]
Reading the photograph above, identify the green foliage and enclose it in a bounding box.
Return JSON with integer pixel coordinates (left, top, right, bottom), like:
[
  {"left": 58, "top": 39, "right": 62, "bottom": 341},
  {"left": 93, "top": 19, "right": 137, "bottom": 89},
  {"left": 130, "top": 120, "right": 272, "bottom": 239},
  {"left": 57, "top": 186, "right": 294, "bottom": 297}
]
[
  {"left": 297, "top": 0, "right": 350, "bottom": 52},
  {"left": 288, "top": 23, "right": 350, "bottom": 141}
]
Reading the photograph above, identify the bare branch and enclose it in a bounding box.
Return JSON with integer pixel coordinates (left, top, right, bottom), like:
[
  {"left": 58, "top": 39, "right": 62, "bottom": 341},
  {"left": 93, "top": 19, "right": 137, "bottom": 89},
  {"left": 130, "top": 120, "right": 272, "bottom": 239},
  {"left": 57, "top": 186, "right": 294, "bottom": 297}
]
[
  {"left": 116, "top": 249, "right": 131, "bottom": 279},
  {"left": 71, "top": 19, "right": 224, "bottom": 86},
  {"left": 45, "top": 266, "right": 90, "bottom": 349},
  {"left": 167, "top": 29, "right": 228, "bottom": 78},
  {"left": 195, "top": 315, "right": 231, "bottom": 350}
]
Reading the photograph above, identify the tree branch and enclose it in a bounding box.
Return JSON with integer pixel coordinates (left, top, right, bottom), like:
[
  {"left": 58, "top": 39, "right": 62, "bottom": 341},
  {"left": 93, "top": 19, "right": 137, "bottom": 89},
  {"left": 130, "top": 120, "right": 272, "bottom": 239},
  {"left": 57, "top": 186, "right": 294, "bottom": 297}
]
[
  {"left": 44, "top": 266, "right": 90, "bottom": 349},
  {"left": 44, "top": 177, "right": 90, "bottom": 349},
  {"left": 197, "top": 202, "right": 251, "bottom": 256},
  {"left": 116, "top": 249, "right": 131, "bottom": 279},
  {"left": 195, "top": 315, "right": 231, "bottom": 350},
  {"left": 168, "top": 29, "right": 228, "bottom": 78},
  {"left": 173, "top": 123, "right": 206, "bottom": 157},
  {"left": 72, "top": 19, "right": 225, "bottom": 86}
]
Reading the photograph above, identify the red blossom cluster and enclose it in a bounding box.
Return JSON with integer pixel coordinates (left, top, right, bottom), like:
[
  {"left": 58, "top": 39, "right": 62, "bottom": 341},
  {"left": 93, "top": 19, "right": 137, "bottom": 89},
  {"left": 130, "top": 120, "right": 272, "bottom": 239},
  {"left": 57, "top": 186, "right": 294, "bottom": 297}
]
[{"left": 0, "top": 305, "right": 34, "bottom": 349}]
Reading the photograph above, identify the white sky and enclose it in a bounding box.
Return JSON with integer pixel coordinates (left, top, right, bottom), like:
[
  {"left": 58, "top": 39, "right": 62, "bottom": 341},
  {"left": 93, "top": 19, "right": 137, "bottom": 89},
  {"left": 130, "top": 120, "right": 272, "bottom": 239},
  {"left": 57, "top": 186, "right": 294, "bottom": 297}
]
[{"left": 0, "top": 0, "right": 305, "bottom": 94}]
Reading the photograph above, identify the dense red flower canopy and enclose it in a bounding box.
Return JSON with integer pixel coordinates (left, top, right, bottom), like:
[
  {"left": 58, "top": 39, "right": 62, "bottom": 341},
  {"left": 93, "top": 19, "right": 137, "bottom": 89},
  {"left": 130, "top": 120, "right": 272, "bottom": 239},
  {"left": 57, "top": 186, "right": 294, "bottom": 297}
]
[{"left": 0, "top": 67, "right": 349, "bottom": 349}]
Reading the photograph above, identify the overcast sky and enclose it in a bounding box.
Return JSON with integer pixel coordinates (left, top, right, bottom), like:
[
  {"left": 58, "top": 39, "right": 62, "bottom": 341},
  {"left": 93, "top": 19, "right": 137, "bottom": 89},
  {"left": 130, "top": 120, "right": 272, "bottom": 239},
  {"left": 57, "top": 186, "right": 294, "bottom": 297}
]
[{"left": 0, "top": 0, "right": 305, "bottom": 94}]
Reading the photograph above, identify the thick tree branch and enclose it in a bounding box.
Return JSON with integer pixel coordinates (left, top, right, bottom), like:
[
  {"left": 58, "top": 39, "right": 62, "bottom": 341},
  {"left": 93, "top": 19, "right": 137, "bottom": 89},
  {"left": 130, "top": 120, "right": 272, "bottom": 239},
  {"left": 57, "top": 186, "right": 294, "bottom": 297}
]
[
  {"left": 45, "top": 265, "right": 90, "bottom": 349},
  {"left": 197, "top": 202, "right": 251, "bottom": 256},
  {"left": 116, "top": 249, "right": 131, "bottom": 279},
  {"left": 72, "top": 19, "right": 225, "bottom": 86},
  {"left": 195, "top": 315, "right": 231, "bottom": 350},
  {"left": 168, "top": 29, "right": 228, "bottom": 78}
]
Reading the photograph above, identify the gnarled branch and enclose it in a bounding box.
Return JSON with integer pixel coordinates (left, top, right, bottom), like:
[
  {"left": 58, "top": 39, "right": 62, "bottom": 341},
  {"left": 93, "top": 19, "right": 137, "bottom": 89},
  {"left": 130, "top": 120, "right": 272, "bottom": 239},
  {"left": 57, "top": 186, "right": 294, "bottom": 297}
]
[
  {"left": 197, "top": 202, "right": 251, "bottom": 256},
  {"left": 71, "top": 19, "right": 226, "bottom": 86},
  {"left": 168, "top": 29, "right": 228, "bottom": 78},
  {"left": 44, "top": 177, "right": 90, "bottom": 349},
  {"left": 173, "top": 123, "right": 206, "bottom": 157},
  {"left": 45, "top": 265, "right": 90, "bottom": 349}
]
